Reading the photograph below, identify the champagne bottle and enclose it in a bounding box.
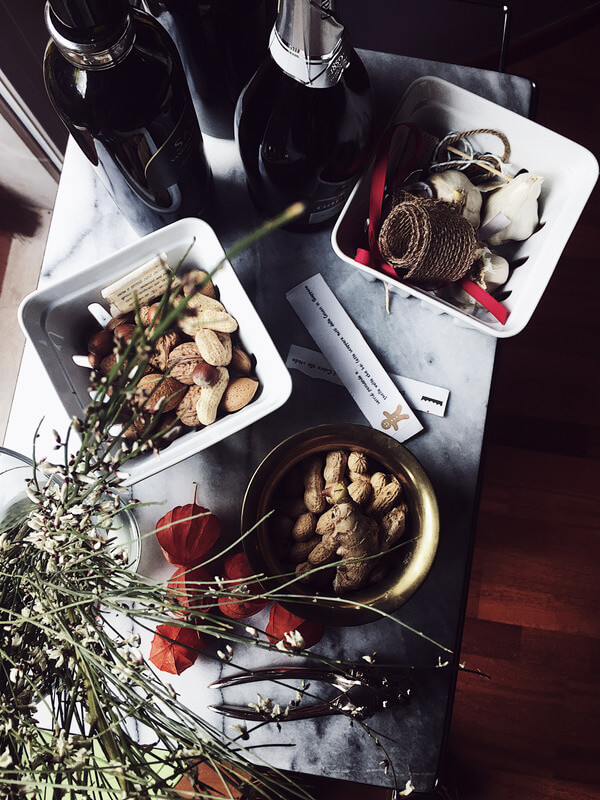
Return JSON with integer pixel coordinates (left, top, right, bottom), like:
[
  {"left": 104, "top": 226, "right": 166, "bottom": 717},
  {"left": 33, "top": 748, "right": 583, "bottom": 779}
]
[
  {"left": 43, "top": 0, "right": 213, "bottom": 233},
  {"left": 235, "top": 0, "right": 374, "bottom": 229}
]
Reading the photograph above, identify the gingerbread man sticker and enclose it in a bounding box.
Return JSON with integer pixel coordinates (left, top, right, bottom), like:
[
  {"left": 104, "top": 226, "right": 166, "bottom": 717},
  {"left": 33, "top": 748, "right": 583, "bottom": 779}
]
[{"left": 381, "top": 404, "right": 410, "bottom": 431}]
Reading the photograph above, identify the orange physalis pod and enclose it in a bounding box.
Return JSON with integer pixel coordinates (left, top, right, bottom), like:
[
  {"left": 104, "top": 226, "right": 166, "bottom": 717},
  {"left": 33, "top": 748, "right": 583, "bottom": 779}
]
[
  {"left": 156, "top": 503, "right": 221, "bottom": 566},
  {"left": 168, "top": 564, "right": 215, "bottom": 615},
  {"left": 217, "top": 551, "right": 269, "bottom": 620},
  {"left": 266, "top": 603, "right": 324, "bottom": 649},
  {"left": 149, "top": 623, "right": 205, "bottom": 674}
]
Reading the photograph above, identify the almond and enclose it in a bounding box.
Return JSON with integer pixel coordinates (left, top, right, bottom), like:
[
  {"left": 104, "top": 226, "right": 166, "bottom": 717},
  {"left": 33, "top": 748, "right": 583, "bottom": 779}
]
[
  {"left": 230, "top": 346, "right": 253, "bottom": 375},
  {"left": 182, "top": 269, "right": 217, "bottom": 299},
  {"left": 121, "top": 412, "right": 150, "bottom": 441},
  {"left": 134, "top": 374, "right": 186, "bottom": 413},
  {"left": 121, "top": 410, "right": 181, "bottom": 442},
  {"left": 219, "top": 377, "right": 259, "bottom": 413}
]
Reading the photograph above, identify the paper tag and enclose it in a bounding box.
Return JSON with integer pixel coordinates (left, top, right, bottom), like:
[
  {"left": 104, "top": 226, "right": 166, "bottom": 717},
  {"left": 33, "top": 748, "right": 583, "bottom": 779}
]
[
  {"left": 286, "top": 344, "right": 449, "bottom": 417},
  {"left": 101, "top": 253, "right": 170, "bottom": 313},
  {"left": 286, "top": 274, "right": 423, "bottom": 441}
]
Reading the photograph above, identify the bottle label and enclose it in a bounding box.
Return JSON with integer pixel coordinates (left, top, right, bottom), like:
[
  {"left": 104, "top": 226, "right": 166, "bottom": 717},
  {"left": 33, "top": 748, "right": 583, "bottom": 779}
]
[
  {"left": 144, "top": 99, "right": 199, "bottom": 196},
  {"left": 306, "top": 176, "right": 356, "bottom": 224},
  {"left": 269, "top": 28, "right": 349, "bottom": 89}
]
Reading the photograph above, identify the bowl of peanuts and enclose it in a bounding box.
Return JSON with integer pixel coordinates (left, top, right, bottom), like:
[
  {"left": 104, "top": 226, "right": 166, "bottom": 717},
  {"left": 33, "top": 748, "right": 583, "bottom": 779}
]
[{"left": 242, "top": 423, "right": 439, "bottom": 626}]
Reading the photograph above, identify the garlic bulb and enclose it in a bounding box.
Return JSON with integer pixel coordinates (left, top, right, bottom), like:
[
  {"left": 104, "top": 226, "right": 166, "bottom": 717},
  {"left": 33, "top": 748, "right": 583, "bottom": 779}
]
[
  {"left": 427, "top": 170, "right": 482, "bottom": 229},
  {"left": 447, "top": 246, "right": 509, "bottom": 313},
  {"left": 478, "top": 247, "right": 510, "bottom": 292},
  {"left": 480, "top": 172, "right": 543, "bottom": 246}
]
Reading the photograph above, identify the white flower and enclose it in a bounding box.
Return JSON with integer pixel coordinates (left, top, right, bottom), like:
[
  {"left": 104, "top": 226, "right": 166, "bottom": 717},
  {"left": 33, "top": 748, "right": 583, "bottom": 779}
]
[
  {"left": 47, "top": 648, "right": 65, "bottom": 668},
  {"left": 230, "top": 723, "right": 249, "bottom": 740},
  {"left": 26, "top": 516, "right": 44, "bottom": 532},
  {"left": 398, "top": 779, "right": 415, "bottom": 796},
  {"left": 25, "top": 487, "right": 40, "bottom": 504},
  {"left": 248, "top": 693, "right": 273, "bottom": 715},
  {"left": 68, "top": 747, "right": 89, "bottom": 769},
  {"left": 0, "top": 747, "right": 12, "bottom": 768},
  {"left": 56, "top": 729, "right": 71, "bottom": 759},
  {"left": 283, "top": 630, "right": 305, "bottom": 651}
]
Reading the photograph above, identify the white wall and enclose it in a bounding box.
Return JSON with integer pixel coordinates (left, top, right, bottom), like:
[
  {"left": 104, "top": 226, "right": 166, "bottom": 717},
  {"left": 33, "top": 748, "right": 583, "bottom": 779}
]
[{"left": 0, "top": 108, "right": 58, "bottom": 211}]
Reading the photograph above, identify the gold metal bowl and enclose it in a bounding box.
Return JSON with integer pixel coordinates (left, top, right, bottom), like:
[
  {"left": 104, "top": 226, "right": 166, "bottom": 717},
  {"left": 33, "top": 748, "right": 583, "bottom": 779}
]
[{"left": 241, "top": 423, "right": 439, "bottom": 627}]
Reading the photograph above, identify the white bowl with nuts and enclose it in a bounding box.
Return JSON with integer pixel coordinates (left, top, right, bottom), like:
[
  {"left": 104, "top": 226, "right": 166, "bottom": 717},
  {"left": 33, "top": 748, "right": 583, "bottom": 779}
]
[
  {"left": 242, "top": 423, "right": 439, "bottom": 626},
  {"left": 19, "top": 218, "right": 292, "bottom": 484}
]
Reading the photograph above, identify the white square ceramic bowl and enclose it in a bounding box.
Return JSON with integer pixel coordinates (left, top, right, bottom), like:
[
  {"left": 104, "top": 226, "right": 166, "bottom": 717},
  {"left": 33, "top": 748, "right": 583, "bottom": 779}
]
[
  {"left": 332, "top": 76, "right": 598, "bottom": 337},
  {"left": 18, "top": 217, "right": 292, "bottom": 485}
]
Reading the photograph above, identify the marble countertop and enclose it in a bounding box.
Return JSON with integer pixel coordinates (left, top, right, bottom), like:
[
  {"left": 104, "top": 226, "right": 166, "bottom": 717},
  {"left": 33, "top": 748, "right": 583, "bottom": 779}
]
[{"left": 5, "top": 51, "right": 533, "bottom": 792}]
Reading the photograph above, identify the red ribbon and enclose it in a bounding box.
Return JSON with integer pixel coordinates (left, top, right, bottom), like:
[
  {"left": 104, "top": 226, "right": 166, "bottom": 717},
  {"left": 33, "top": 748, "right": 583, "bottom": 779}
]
[
  {"left": 459, "top": 278, "right": 509, "bottom": 324},
  {"left": 354, "top": 123, "right": 509, "bottom": 325}
]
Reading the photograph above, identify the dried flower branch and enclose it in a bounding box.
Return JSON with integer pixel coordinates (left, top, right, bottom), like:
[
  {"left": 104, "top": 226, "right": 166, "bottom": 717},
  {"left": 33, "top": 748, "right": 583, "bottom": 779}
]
[{"left": 0, "top": 202, "right": 447, "bottom": 797}]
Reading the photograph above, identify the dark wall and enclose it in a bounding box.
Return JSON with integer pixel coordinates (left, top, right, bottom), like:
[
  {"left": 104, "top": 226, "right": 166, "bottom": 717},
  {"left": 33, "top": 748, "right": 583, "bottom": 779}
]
[
  {"left": 338, "top": 0, "right": 600, "bottom": 66},
  {"left": 0, "top": 0, "right": 597, "bottom": 156},
  {"left": 0, "top": 0, "right": 68, "bottom": 153}
]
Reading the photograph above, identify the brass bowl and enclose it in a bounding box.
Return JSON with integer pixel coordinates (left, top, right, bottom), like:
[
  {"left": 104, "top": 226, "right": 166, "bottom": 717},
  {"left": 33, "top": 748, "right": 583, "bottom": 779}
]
[{"left": 241, "top": 423, "right": 439, "bottom": 627}]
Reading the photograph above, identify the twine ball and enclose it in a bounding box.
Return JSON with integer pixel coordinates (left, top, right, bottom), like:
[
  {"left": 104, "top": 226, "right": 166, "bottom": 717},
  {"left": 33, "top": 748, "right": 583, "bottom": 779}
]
[{"left": 378, "top": 193, "right": 478, "bottom": 283}]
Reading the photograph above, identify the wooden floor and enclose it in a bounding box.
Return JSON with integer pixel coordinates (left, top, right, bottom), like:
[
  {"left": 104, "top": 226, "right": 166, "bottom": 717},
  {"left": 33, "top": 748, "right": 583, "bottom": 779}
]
[{"left": 445, "top": 24, "right": 600, "bottom": 800}]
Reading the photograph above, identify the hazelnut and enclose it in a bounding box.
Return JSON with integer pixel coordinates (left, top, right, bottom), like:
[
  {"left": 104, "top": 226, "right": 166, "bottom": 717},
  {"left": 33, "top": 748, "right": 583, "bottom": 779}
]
[
  {"left": 192, "top": 362, "right": 219, "bottom": 387},
  {"left": 88, "top": 329, "right": 114, "bottom": 358},
  {"left": 139, "top": 303, "right": 163, "bottom": 328},
  {"left": 113, "top": 323, "right": 136, "bottom": 342},
  {"left": 106, "top": 312, "right": 134, "bottom": 331},
  {"left": 100, "top": 353, "right": 118, "bottom": 376}
]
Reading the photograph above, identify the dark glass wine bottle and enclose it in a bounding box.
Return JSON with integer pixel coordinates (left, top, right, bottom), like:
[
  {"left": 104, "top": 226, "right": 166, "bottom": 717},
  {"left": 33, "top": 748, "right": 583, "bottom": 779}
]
[
  {"left": 135, "top": 0, "right": 274, "bottom": 139},
  {"left": 235, "top": 0, "right": 374, "bottom": 230},
  {"left": 43, "top": 0, "right": 213, "bottom": 234}
]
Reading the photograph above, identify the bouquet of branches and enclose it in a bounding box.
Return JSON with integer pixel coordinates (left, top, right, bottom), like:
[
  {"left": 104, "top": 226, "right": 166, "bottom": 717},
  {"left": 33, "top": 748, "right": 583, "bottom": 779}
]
[{"left": 0, "top": 206, "right": 432, "bottom": 798}]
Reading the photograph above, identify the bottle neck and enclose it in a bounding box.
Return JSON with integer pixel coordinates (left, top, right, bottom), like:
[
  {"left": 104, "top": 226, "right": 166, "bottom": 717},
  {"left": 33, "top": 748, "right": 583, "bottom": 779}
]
[
  {"left": 269, "top": 0, "right": 350, "bottom": 88},
  {"left": 45, "top": 1, "right": 135, "bottom": 70}
]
